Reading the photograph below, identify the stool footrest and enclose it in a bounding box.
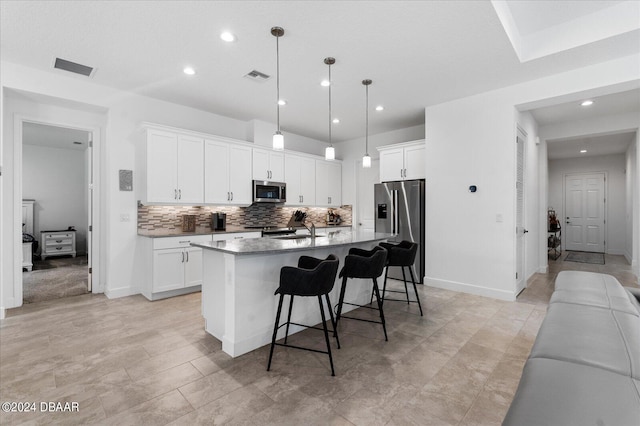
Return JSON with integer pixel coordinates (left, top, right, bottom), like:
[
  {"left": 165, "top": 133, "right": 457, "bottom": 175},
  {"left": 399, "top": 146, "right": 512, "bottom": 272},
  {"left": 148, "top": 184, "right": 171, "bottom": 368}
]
[
  {"left": 274, "top": 342, "right": 331, "bottom": 356},
  {"left": 382, "top": 297, "right": 420, "bottom": 303},
  {"left": 384, "top": 289, "right": 408, "bottom": 294},
  {"left": 340, "top": 315, "right": 384, "bottom": 326},
  {"left": 340, "top": 301, "right": 379, "bottom": 311}
]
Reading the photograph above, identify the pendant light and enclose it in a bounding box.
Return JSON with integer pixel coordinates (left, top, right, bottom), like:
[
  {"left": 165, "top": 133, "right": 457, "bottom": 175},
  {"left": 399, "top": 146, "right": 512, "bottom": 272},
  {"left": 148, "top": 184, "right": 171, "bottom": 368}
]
[
  {"left": 362, "top": 79, "right": 372, "bottom": 168},
  {"left": 324, "top": 57, "right": 336, "bottom": 161},
  {"left": 271, "top": 26, "right": 285, "bottom": 151}
]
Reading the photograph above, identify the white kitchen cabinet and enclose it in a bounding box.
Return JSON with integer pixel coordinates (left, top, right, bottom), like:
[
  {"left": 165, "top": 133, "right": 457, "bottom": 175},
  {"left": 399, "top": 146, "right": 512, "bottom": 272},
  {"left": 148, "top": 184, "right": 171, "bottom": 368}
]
[
  {"left": 315, "top": 160, "right": 341, "bottom": 206},
  {"left": 142, "top": 129, "right": 204, "bottom": 204},
  {"left": 285, "top": 153, "right": 316, "bottom": 206},
  {"left": 204, "top": 139, "right": 253, "bottom": 205},
  {"left": 143, "top": 234, "right": 211, "bottom": 300},
  {"left": 378, "top": 140, "right": 425, "bottom": 182},
  {"left": 252, "top": 148, "right": 284, "bottom": 182}
]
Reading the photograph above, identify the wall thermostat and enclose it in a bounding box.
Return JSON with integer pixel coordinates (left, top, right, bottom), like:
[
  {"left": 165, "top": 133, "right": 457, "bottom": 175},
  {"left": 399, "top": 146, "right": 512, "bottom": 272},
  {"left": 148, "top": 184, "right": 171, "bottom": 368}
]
[{"left": 469, "top": 185, "right": 477, "bottom": 193}]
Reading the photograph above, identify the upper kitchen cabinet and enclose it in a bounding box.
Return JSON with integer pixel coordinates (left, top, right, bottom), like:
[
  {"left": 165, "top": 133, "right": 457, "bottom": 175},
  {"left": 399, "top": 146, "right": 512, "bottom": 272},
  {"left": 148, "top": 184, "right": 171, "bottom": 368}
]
[
  {"left": 378, "top": 140, "right": 425, "bottom": 182},
  {"left": 252, "top": 148, "right": 284, "bottom": 182},
  {"left": 285, "top": 153, "right": 316, "bottom": 206},
  {"left": 140, "top": 128, "right": 204, "bottom": 204},
  {"left": 204, "top": 139, "right": 253, "bottom": 205},
  {"left": 316, "top": 160, "right": 342, "bottom": 207}
]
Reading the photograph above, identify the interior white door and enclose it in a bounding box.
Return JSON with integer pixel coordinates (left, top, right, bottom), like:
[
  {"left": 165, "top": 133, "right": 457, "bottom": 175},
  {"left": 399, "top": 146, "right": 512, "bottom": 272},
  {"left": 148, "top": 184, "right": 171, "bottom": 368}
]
[
  {"left": 564, "top": 173, "right": 605, "bottom": 253},
  {"left": 515, "top": 130, "right": 526, "bottom": 295},
  {"left": 86, "top": 140, "right": 92, "bottom": 292},
  {"left": 357, "top": 158, "right": 379, "bottom": 231}
]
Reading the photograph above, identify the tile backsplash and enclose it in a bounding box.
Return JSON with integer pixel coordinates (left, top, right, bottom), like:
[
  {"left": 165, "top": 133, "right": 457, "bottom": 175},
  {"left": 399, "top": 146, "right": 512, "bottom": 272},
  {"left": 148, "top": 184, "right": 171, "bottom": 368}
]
[{"left": 138, "top": 203, "right": 352, "bottom": 231}]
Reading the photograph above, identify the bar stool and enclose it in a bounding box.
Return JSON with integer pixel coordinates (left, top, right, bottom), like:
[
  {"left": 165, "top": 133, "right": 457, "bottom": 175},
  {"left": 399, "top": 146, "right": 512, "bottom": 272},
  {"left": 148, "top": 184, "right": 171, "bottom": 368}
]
[
  {"left": 267, "top": 254, "right": 340, "bottom": 376},
  {"left": 335, "top": 247, "right": 389, "bottom": 341},
  {"left": 379, "top": 241, "right": 423, "bottom": 316}
]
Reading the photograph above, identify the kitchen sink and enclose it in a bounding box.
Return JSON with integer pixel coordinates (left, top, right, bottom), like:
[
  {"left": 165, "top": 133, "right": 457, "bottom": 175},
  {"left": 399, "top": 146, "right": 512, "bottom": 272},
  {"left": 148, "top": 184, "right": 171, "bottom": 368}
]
[{"left": 273, "top": 234, "right": 326, "bottom": 240}]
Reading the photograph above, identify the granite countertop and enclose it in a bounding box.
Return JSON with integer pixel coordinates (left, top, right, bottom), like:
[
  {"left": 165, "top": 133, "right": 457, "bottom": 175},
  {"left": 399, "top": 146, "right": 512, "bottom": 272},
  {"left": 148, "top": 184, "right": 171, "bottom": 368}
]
[
  {"left": 138, "top": 224, "right": 352, "bottom": 238},
  {"left": 191, "top": 229, "right": 392, "bottom": 255}
]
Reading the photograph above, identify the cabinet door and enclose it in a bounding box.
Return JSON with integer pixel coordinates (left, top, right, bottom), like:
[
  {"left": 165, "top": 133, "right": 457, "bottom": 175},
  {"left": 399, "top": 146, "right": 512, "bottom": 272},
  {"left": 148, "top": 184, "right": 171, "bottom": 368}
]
[
  {"left": 284, "top": 154, "right": 302, "bottom": 206},
  {"left": 147, "top": 130, "right": 178, "bottom": 202},
  {"left": 183, "top": 247, "right": 203, "bottom": 288},
  {"left": 299, "top": 157, "right": 316, "bottom": 206},
  {"left": 177, "top": 135, "right": 204, "bottom": 204},
  {"left": 269, "top": 152, "right": 285, "bottom": 182},
  {"left": 379, "top": 147, "right": 404, "bottom": 182},
  {"left": 153, "top": 248, "right": 185, "bottom": 292},
  {"left": 252, "top": 148, "right": 270, "bottom": 181},
  {"left": 228, "top": 145, "right": 253, "bottom": 205},
  {"left": 204, "top": 140, "right": 231, "bottom": 204},
  {"left": 326, "top": 161, "right": 341, "bottom": 206},
  {"left": 403, "top": 143, "right": 425, "bottom": 180},
  {"left": 315, "top": 161, "right": 329, "bottom": 206}
]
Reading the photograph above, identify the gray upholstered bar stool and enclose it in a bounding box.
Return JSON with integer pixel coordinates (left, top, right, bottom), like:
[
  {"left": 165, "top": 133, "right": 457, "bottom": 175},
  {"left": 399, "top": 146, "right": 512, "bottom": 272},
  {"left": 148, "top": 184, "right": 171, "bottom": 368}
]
[
  {"left": 267, "top": 254, "right": 340, "bottom": 376},
  {"left": 335, "top": 246, "right": 389, "bottom": 341},
  {"left": 379, "top": 241, "right": 423, "bottom": 316}
]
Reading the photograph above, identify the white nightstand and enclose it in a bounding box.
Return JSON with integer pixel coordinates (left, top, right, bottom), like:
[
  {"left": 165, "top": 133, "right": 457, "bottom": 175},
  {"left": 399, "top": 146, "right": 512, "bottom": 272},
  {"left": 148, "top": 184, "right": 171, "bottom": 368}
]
[{"left": 41, "top": 230, "right": 76, "bottom": 260}]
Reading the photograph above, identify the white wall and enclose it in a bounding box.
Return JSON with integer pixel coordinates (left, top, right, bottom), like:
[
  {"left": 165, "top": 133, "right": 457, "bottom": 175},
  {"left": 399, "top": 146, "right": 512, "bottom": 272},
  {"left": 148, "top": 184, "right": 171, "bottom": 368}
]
[
  {"left": 625, "top": 140, "right": 637, "bottom": 263},
  {"left": 424, "top": 53, "right": 640, "bottom": 300},
  {"left": 548, "top": 154, "right": 627, "bottom": 255},
  {"left": 23, "top": 144, "right": 88, "bottom": 254}
]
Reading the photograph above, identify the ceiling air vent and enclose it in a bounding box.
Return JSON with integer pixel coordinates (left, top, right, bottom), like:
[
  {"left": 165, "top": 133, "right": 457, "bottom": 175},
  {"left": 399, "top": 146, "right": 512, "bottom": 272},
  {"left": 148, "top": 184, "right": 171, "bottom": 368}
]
[
  {"left": 54, "top": 57, "right": 94, "bottom": 77},
  {"left": 244, "top": 70, "right": 270, "bottom": 81}
]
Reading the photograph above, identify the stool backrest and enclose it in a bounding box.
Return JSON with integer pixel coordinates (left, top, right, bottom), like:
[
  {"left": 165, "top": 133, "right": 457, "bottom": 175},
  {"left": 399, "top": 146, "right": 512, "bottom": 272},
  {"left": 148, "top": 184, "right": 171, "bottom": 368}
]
[
  {"left": 386, "top": 241, "right": 418, "bottom": 265},
  {"left": 278, "top": 254, "right": 339, "bottom": 296},
  {"left": 342, "top": 248, "right": 387, "bottom": 279}
]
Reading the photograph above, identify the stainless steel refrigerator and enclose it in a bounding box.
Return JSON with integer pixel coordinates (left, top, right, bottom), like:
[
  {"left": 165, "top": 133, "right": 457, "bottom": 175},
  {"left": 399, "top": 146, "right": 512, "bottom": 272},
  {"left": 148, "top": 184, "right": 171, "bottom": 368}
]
[{"left": 374, "top": 179, "right": 425, "bottom": 283}]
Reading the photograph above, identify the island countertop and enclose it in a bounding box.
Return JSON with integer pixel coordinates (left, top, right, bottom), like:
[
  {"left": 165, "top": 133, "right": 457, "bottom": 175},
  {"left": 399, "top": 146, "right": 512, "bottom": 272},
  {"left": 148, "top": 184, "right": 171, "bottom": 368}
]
[{"left": 191, "top": 229, "right": 394, "bottom": 255}]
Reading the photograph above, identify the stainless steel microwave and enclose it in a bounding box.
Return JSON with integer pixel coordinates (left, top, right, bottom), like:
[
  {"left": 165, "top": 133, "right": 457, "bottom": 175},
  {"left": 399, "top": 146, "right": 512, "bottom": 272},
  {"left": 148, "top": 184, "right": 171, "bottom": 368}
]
[{"left": 253, "top": 180, "right": 286, "bottom": 203}]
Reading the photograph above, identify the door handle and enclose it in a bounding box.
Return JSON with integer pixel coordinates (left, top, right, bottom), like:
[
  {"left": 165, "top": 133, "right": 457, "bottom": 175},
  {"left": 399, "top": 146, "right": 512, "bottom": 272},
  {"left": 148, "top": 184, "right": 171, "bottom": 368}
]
[{"left": 524, "top": 229, "right": 529, "bottom": 233}]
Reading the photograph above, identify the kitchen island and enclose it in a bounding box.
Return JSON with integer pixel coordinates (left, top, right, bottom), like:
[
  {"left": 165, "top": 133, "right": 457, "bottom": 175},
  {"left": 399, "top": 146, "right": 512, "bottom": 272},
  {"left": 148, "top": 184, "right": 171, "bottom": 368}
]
[{"left": 192, "top": 229, "right": 393, "bottom": 357}]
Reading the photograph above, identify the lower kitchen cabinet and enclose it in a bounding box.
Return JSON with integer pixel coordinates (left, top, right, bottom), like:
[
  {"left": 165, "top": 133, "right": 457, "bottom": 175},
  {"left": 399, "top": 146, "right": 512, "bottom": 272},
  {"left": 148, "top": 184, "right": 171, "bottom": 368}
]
[{"left": 141, "top": 234, "right": 211, "bottom": 300}]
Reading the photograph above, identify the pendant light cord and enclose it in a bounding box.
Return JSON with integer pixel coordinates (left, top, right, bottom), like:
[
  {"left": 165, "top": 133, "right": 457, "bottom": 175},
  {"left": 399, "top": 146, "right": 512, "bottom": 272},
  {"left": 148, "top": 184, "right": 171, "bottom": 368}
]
[
  {"left": 276, "top": 34, "right": 280, "bottom": 133},
  {"left": 365, "top": 83, "right": 369, "bottom": 155},
  {"left": 328, "top": 63, "right": 332, "bottom": 147}
]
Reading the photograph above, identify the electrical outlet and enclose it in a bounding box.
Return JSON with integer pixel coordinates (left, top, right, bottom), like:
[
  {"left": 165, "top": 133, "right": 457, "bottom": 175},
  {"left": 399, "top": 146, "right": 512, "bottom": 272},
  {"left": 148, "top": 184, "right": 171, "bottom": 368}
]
[
  {"left": 496, "top": 214, "right": 503, "bottom": 223},
  {"left": 120, "top": 213, "right": 130, "bottom": 222}
]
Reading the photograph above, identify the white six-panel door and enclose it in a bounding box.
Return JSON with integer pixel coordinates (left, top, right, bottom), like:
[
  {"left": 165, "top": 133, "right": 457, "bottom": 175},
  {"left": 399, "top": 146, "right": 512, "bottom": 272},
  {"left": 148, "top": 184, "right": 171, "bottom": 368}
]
[{"left": 564, "top": 173, "right": 605, "bottom": 253}]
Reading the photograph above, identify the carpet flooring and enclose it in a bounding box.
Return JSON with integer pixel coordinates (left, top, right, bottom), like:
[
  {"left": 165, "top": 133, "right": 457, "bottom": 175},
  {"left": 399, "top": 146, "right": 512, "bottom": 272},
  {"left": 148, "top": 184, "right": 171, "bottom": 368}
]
[
  {"left": 564, "top": 251, "right": 605, "bottom": 265},
  {"left": 22, "top": 255, "right": 89, "bottom": 304}
]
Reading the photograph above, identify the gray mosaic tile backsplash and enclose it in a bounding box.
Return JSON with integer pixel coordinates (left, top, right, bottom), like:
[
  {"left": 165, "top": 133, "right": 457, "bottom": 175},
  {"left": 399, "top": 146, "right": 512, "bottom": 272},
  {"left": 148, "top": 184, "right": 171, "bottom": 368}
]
[{"left": 138, "top": 204, "right": 352, "bottom": 231}]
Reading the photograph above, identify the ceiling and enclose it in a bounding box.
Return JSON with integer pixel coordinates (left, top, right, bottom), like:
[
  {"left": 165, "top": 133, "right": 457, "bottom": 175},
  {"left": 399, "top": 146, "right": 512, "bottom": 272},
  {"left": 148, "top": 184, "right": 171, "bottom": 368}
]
[
  {"left": 546, "top": 132, "right": 635, "bottom": 160},
  {"left": 1, "top": 1, "right": 638, "bottom": 143},
  {"left": 23, "top": 122, "right": 90, "bottom": 151}
]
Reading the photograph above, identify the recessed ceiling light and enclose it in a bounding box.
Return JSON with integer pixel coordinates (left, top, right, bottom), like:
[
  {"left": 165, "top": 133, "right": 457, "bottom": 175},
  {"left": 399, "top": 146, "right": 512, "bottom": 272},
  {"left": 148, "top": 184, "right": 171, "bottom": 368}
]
[
  {"left": 183, "top": 66, "right": 196, "bottom": 75},
  {"left": 278, "top": 99, "right": 287, "bottom": 106},
  {"left": 220, "top": 32, "right": 236, "bottom": 42},
  {"left": 581, "top": 100, "right": 594, "bottom": 107},
  {"left": 375, "top": 105, "right": 384, "bottom": 111},
  {"left": 320, "top": 80, "right": 330, "bottom": 87},
  {"left": 332, "top": 118, "right": 340, "bottom": 124},
  {"left": 580, "top": 149, "right": 587, "bottom": 153}
]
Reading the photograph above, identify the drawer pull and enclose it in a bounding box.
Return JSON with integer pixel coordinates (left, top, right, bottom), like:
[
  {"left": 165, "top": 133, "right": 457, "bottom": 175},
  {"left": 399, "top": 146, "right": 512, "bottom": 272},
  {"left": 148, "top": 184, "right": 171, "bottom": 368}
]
[
  {"left": 179, "top": 240, "right": 190, "bottom": 244},
  {"left": 56, "top": 240, "right": 63, "bottom": 243},
  {"left": 56, "top": 247, "right": 62, "bottom": 250}
]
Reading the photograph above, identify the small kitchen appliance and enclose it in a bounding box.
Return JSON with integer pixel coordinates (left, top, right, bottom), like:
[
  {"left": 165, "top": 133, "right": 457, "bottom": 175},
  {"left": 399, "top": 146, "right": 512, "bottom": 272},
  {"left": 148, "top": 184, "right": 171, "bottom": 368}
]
[{"left": 212, "top": 212, "right": 226, "bottom": 231}]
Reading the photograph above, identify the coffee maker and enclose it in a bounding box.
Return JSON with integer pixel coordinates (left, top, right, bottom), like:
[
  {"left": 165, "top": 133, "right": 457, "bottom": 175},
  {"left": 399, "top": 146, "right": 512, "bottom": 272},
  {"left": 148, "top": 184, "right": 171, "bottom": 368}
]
[{"left": 212, "top": 212, "right": 226, "bottom": 231}]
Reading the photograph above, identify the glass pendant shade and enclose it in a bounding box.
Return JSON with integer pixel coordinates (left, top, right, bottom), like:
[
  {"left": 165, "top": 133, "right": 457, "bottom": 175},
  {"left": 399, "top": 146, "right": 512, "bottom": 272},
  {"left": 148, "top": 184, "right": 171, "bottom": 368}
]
[
  {"left": 362, "top": 154, "right": 372, "bottom": 168},
  {"left": 325, "top": 146, "right": 335, "bottom": 160},
  {"left": 272, "top": 131, "right": 284, "bottom": 151}
]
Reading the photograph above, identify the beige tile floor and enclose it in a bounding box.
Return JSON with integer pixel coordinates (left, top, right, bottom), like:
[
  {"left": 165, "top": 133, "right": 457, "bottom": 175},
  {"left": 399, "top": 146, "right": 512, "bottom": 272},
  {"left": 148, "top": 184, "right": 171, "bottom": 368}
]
[{"left": 1, "top": 254, "right": 636, "bottom": 425}]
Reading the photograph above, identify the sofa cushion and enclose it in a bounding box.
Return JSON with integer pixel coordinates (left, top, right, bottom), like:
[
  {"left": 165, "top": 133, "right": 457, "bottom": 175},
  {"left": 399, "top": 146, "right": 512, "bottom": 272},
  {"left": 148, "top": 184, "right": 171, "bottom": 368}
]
[
  {"left": 529, "top": 303, "right": 640, "bottom": 379},
  {"left": 503, "top": 358, "right": 640, "bottom": 426},
  {"left": 552, "top": 271, "right": 639, "bottom": 316},
  {"left": 626, "top": 287, "right": 640, "bottom": 313}
]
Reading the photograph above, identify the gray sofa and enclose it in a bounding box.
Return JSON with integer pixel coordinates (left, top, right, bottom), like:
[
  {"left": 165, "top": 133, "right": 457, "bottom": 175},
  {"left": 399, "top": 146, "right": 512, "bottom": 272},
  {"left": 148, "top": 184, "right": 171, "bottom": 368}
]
[{"left": 503, "top": 271, "right": 640, "bottom": 426}]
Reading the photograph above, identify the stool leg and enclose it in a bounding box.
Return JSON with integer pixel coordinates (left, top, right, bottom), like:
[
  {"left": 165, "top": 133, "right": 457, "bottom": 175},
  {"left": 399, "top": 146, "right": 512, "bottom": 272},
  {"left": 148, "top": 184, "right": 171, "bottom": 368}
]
[
  {"left": 318, "top": 296, "right": 335, "bottom": 376},
  {"left": 401, "top": 267, "right": 410, "bottom": 305},
  {"left": 372, "top": 278, "right": 388, "bottom": 341},
  {"left": 267, "top": 293, "right": 285, "bottom": 371},
  {"left": 408, "top": 266, "right": 423, "bottom": 316},
  {"left": 284, "top": 295, "right": 294, "bottom": 344},
  {"left": 325, "top": 293, "right": 340, "bottom": 349},
  {"left": 334, "top": 276, "right": 348, "bottom": 337},
  {"left": 381, "top": 267, "right": 389, "bottom": 307}
]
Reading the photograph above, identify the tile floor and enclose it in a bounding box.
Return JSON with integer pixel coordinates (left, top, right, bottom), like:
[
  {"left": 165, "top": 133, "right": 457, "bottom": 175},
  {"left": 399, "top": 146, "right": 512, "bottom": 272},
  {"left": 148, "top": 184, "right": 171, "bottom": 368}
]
[{"left": 0, "top": 254, "right": 636, "bottom": 425}]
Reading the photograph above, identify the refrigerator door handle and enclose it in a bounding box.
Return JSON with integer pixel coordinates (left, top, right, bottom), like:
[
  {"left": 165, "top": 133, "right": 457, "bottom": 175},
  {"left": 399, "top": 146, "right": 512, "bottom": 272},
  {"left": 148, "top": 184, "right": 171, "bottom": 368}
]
[{"left": 393, "top": 189, "right": 399, "bottom": 235}]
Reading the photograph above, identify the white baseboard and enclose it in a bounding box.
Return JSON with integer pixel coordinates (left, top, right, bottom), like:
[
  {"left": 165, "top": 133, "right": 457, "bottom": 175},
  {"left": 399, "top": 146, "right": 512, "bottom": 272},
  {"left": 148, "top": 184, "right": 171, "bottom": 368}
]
[
  {"left": 104, "top": 286, "right": 139, "bottom": 299},
  {"left": 623, "top": 250, "right": 633, "bottom": 264},
  {"left": 425, "top": 277, "right": 516, "bottom": 301},
  {"left": 607, "top": 248, "right": 627, "bottom": 256},
  {"left": 0, "top": 308, "right": 5, "bottom": 320},
  {"left": 539, "top": 265, "right": 549, "bottom": 273}
]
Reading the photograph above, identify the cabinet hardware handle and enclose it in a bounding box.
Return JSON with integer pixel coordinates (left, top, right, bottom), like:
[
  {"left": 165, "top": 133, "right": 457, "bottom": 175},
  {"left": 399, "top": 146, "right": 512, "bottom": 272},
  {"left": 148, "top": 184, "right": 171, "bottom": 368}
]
[
  {"left": 227, "top": 192, "right": 230, "bottom": 201},
  {"left": 328, "top": 197, "right": 331, "bottom": 204},
  {"left": 181, "top": 252, "right": 185, "bottom": 263},
  {"left": 178, "top": 189, "right": 181, "bottom": 199},
  {"left": 56, "top": 247, "right": 62, "bottom": 250},
  {"left": 56, "top": 240, "right": 62, "bottom": 243},
  {"left": 186, "top": 251, "right": 189, "bottom": 262},
  {"left": 175, "top": 189, "right": 178, "bottom": 199},
  {"left": 179, "top": 240, "right": 190, "bottom": 244},
  {"left": 230, "top": 192, "right": 233, "bottom": 201}
]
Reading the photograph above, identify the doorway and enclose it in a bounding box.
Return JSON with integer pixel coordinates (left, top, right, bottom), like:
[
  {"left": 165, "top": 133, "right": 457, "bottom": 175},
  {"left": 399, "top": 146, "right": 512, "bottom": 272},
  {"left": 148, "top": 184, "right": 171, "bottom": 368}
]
[
  {"left": 564, "top": 172, "right": 606, "bottom": 253},
  {"left": 515, "top": 127, "right": 527, "bottom": 294}
]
